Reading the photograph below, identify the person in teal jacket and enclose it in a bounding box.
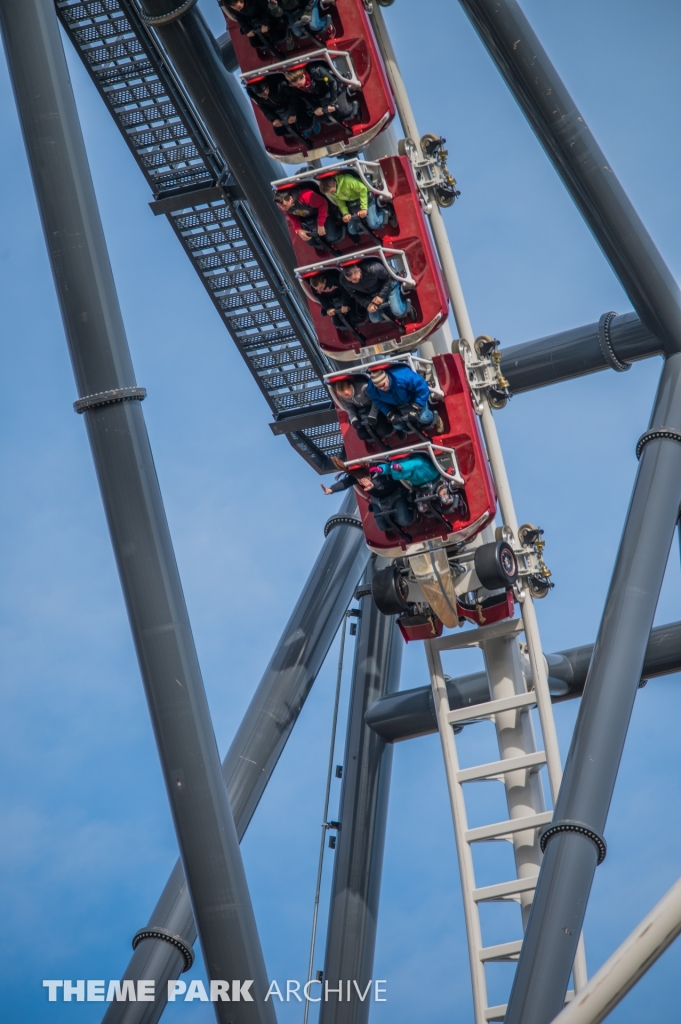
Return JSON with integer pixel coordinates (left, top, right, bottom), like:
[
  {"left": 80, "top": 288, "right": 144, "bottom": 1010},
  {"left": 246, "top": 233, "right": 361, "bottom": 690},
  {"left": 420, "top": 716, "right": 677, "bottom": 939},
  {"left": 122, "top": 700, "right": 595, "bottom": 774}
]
[
  {"left": 319, "top": 172, "right": 390, "bottom": 240},
  {"left": 374, "top": 455, "right": 461, "bottom": 512}
]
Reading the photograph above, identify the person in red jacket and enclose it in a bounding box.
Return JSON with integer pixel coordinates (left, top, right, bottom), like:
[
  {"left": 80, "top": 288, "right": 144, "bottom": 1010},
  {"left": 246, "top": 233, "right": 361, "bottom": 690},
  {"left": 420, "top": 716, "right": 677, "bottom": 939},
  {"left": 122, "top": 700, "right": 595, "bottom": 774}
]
[{"left": 273, "top": 187, "right": 343, "bottom": 246}]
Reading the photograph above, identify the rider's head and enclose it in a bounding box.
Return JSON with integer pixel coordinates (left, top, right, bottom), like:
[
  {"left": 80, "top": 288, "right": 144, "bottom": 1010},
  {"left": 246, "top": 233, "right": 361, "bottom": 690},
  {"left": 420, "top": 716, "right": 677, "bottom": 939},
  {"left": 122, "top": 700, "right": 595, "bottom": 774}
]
[
  {"left": 252, "top": 80, "right": 270, "bottom": 99},
  {"left": 309, "top": 274, "right": 329, "bottom": 293},
  {"left": 369, "top": 367, "right": 391, "bottom": 391},
  {"left": 341, "top": 264, "right": 362, "bottom": 285},
  {"left": 334, "top": 380, "right": 355, "bottom": 400},
  {"left": 318, "top": 177, "right": 338, "bottom": 195},
  {"left": 227, "top": 0, "right": 245, "bottom": 10},
  {"left": 274, "top": 190, "right": 295, "bottom": 211},
  {"left": 285, "top": 68, "right": 308, "bottom": 89}
]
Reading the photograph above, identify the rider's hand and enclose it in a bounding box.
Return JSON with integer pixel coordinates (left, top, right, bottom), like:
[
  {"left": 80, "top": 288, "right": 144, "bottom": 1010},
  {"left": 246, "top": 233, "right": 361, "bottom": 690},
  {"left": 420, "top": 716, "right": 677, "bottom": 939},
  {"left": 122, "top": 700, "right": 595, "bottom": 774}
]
[
  {"left": 298, "top": 230, "right": 311, "bottom": 241},
  {"left": 273, "top": 119, "right": 282, "bottom": 127},
  {"left": 367, "top": 298, "right": 381, "bottom": 312},
  {"left": 247, "top": 30, "right": 255, "bottom": 36},
  {"left": 327, "top": 105, "right": 336, "bottom": 113},
  {"left": 288, "top": 115, "right": 297, "bottom": 123},
  {"left": 314, "top": 107, "right": 324, "bottom": 116},
  {"left": 340, "top": 306, "right": 349, "bottom": 314},
  {"left": 342, "top": 214, "right": 352, "bottom": 223},
  {"left": 321, "top": 484, "right": 333, "bottom": 495},
  {"left": 358, "top": 209, "right": 368, "bottom": 218},
  {"left": 261, "top": 24, "right": 269, "bottom": 32},
  {"left": 317, "top": 225, "right": 326, "bottom": 236}
]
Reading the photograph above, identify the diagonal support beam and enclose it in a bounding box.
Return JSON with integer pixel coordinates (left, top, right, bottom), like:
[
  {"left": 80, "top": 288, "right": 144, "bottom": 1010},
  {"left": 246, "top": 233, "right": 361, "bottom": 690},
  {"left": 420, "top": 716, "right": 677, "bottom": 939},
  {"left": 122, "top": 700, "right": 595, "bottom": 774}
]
[
  {"left": 458, "top": 0, "right": 681, "bottom": 355},
  {"left": 551, "top": 876, "right": 681, "bottom": 1024},
  {"left": 103, "top": 496, "right": 369, "bottom": 1024}
]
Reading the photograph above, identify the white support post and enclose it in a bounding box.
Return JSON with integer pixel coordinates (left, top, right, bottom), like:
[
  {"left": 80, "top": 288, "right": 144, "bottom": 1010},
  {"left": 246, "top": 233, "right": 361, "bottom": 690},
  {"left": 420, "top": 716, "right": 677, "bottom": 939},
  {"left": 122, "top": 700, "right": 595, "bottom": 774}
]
[{"left": 552, "top": 878, "right": 681, "bottom": 1024}]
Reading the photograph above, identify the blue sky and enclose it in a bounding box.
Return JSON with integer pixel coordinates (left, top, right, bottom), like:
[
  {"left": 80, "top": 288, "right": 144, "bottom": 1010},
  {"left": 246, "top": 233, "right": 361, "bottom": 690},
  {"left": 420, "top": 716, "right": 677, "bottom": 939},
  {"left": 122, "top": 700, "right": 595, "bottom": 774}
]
[{"left": 1, "top": 0, "right": 681, "bottom": 1021}]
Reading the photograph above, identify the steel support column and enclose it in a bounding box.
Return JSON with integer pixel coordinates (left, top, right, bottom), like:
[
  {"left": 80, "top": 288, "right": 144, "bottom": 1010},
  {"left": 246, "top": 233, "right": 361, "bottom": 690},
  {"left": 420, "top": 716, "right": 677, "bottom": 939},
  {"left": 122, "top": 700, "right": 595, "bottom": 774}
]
[
  {"left": 318, "top": 560, "right": 402, "bottom": 1024},
  {"left": 0, "top": 3, "right": 274, "bottom": 1022},
  {"left": 104, "top": 495, "right": 369, "bottom": 1024},
  {"left": 504, "top": 353, "right": 681, "bottom": 1024},
  {"left": 458, "top": 0, "right": 681, "bottom": 354},
  {"left": 132, "top": 0, "right": 298, "bottom": 285}
]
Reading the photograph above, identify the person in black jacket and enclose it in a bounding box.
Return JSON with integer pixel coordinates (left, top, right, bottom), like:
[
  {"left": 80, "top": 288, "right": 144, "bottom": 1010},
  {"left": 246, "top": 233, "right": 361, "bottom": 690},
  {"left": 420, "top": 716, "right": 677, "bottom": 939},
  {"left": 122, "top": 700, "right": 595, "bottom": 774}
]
[
  {"left": 339, "top": 259, "right": 410, "bottom": 322},
  {"left": 222, "top": 0, "right": 286, "bottom": 50},
  {"left": 309, "top": 271, "right": 365, "bottom": 329},
  {"left": 247, "top": 76, "right": 304, "bottom": 136},
  {"left": 284, "top": 64, "right": 358, "bottom": 127},
  {"left": 321, "top": 458, "right": 414, "bottom": 533}
]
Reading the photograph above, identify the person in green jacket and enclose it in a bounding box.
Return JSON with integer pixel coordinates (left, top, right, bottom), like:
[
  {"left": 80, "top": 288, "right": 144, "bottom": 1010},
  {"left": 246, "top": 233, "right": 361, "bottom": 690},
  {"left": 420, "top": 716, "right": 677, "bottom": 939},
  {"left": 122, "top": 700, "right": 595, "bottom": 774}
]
[{"left": 318, "top": 172, "right": 391, "bottom": 240}]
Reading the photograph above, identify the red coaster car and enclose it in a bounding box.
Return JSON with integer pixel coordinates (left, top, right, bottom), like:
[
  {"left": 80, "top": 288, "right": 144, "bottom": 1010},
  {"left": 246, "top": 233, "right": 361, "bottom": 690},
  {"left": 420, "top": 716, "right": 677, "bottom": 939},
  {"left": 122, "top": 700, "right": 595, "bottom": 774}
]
[
  {"left": 325, "top": 353, "right": 497, "bottom": 558},
  {"left": 290, "top": 157, "right": 448, "bottom": 359},
  {"left": 240, "top": 47, "right": 394, "bottom": 162},
  {"left": 272, "top": 157, "right": 394, "bottom": 262},
  {"left": 226, "top": 0, "right": 395, "bottom": 160}
]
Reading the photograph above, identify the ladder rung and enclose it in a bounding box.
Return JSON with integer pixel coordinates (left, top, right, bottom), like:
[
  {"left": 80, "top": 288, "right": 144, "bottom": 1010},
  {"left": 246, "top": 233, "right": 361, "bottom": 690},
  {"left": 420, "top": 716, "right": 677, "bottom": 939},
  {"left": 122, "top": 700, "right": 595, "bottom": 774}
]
[
  {"left": 473, "top": 874, "right": 539, "bottom": 903},
  {"left": 466, "top": 810, "right": 553, "bottom": 844},
  {"left": 446, "top": 691, "right": 536, "bottom": 726},
  {"left": 484, "top": 990, "right": 575, "bottom": 1023},
  {"left": 457, "top": 750, "right": 547, "bottom": 783},
  {"left": 432, "top": 615, "right": 524, "bottom": 652},
  {"left": 479, "top": 939, "right": 523, "bottom": 962}
]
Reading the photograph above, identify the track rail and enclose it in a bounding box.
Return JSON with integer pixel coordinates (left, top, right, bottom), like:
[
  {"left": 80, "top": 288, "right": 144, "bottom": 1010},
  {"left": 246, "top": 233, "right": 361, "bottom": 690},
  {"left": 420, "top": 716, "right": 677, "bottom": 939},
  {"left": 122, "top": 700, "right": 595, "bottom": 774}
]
[{"left": 55, "top": 0, "right": 343, "bottom": 472}]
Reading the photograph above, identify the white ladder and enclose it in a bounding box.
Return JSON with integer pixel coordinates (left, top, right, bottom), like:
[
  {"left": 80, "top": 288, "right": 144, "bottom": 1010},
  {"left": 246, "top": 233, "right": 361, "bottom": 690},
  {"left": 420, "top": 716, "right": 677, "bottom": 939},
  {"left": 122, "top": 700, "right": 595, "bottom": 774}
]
[{"left": 425, "top": 614, "right": 587, "bottom": 1024}]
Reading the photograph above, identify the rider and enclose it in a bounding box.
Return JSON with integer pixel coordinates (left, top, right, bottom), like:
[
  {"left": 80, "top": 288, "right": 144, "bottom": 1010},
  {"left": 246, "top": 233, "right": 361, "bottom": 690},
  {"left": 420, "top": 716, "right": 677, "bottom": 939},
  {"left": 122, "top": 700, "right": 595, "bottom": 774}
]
[
  {"left": 309, "top": 272, "right": 364, "bottom": 329},
  {"left": 366, "top": 364, "right": 445, "bottom": 434},
  {"left": 331, "top": 377, "right": 392, "bottom": 441},
  {"left": 321, "top": 458, "right": 414, "bottom": 534},
  {"left": 318, "top": 172, "right": 390, "bottom": 240},
  {"left": 247, "top": 76, "right": 302, "bottom": 136},
  {"left": 284, "top": 64, "right": 358, "bottom": 129},
  {"left": 374, "top": 453, "right": 461, "bottom": 514},
  {"left": 222, "top": 0, "right": 286, "bottom": 49},
  {"left": 274, "top": 188, "right": 342, "bottom": 246},
  {"left": 339, "top": 259, "right": 410, "bottom": 324},
  {"left": 268, "top": 0, "right": 333, "bottom": 41}
]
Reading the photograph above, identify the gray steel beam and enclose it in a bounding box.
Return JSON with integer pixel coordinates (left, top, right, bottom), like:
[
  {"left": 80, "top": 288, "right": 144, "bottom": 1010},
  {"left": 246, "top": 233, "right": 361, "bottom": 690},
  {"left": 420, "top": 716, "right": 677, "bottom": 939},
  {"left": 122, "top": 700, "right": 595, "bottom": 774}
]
[
  {"left": 104, "top": 496, "right": 369, "bottom": 1024},
  {"left": 319, "top": 560, "right": 402, "bottom": 1024},
  {"left": 217, "top": 30, "right": 239, "bottom": 72},
  {"left": 0, "top": 3, "right": 276, "bottom": 1022},
  {"left": 501, "top": 311, "right": 662, "bottom": 395},
  {"left": 134, "top": 0, "right": 298, "bottom": 285},
  {"left": 458, "top": 0, "right": 681, "bottom": 355},
  {"left": 504, "top": 352, "right": 681, "bottom": 1024},
  {"left": 364, "top": 619, "right": 681, "bottom": 744}
]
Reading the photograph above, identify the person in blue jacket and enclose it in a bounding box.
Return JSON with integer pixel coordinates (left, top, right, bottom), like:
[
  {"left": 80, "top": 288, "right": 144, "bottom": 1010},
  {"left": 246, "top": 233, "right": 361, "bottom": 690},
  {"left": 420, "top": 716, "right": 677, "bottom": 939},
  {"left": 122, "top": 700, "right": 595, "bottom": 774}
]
[{"left": 366, "top": 364, "right": 444, "bottom": 434}]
